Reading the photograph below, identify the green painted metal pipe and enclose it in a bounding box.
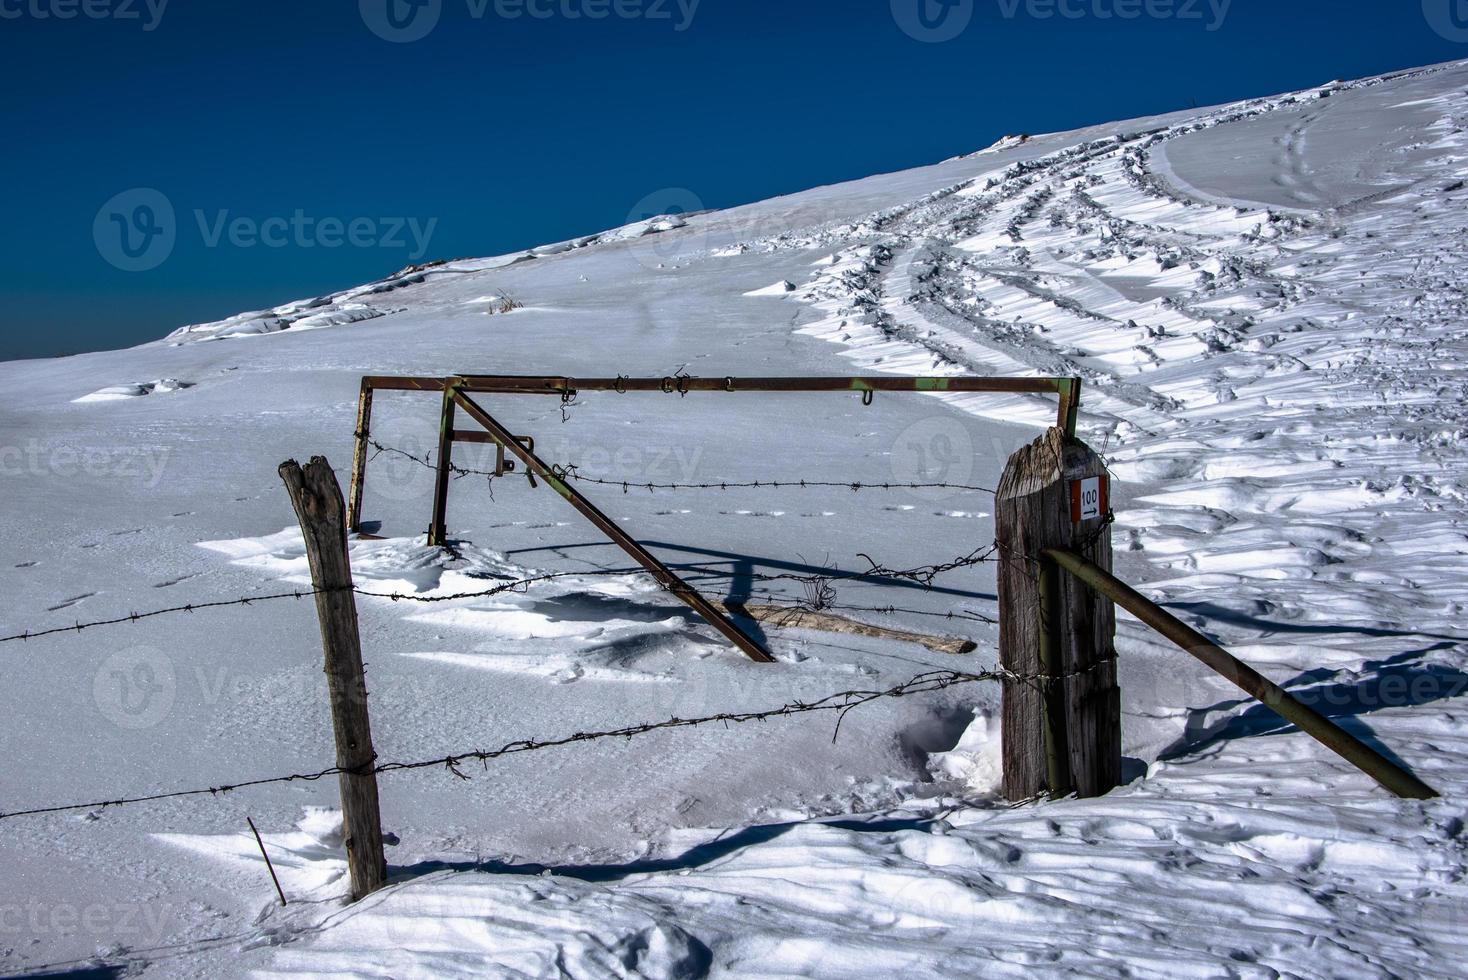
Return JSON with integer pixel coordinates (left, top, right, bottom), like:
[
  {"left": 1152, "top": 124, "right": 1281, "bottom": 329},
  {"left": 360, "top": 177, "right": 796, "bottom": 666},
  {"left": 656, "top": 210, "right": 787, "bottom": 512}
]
[
  {"left": 1056, "top": 378, "right": 1082, "bottom": 437},
  {"left": 1037, "top": 554, "right": 1075, "bottom": 797},
  {"left": 1041, "top": 548, "right": 1439, "bottom": 801}
]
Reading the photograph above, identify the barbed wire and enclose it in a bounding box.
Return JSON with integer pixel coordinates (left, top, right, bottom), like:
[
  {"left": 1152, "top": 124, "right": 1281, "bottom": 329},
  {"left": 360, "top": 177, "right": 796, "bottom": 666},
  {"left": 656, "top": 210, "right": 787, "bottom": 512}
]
[
  {"left": 735, "top": 545, "right": 998, "bottom": 591},
  {"left": 369, "top": 441, "right": 497, "bottom": 488},
  {"left": 0, "top": 572, "right": 609, "bottom": 644},
  {"left": 0, "top": 669, "right": 1004, "bottom": 822},
  {"left": 563, "top": 471, "right": 998, "bottom": 495},
  {"left": 369, "top": 440, "right": 996, "bottom": 495},
  {"left": 747, "top": 591, "right": 997, "bottom": 626},
  {"left": 0, "top": 590, "right": 331, "bottom": 644},
  {"left": 2, "top": 544, "right": 996, "bottom": 645}
]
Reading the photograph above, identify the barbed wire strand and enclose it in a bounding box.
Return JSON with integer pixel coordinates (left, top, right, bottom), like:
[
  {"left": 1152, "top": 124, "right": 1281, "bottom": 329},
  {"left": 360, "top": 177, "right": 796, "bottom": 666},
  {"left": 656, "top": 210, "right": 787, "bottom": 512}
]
[
  {"left": 370, "top": 440, "right": 996, "bottom": 495},
  {"left": 747, "top": 592, "right": 997, "bottom": 626},
  {"left": 736, "top": 545, "right": 997, "bottom": 590},
  {"left": 2, "top": 544, "right": 997, "bottom": 645},
  {"left": 0, "top": 590, "right": 330, "bottom": 644},
  {"left": 0, "top": 669, "right": 1004, "bottom": 822}
]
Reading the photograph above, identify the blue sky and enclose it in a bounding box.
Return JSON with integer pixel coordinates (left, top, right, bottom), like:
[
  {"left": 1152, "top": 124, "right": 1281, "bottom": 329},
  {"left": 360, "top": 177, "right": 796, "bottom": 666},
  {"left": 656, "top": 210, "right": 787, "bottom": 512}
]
[{"left": 1, "top": 0, "right": 1463, "bottom": 360}]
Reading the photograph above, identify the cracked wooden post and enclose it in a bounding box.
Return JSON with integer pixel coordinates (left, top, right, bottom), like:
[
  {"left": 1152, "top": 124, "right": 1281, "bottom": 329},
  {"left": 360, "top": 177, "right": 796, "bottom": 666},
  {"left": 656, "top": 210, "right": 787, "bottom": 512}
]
[
  {"left": 279, "top": 456, "right": 387, "bottom": 901},
  {"left": 996, "top": 428, "right": 1120, "bottom": 800}
]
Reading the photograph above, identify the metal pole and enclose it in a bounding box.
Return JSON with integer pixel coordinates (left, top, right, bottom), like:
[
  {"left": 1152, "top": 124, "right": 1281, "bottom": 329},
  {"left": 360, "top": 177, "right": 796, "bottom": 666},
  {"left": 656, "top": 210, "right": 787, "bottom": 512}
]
[
  {"left": 1037, "top": 554, "right": 1075, "bottom": 797},
  {"left": 347, "top": 379, "right": 374, "bottom": 534},
  {"left": 1041, "top": 548, "right": 1438, "bottom": 800},
  {"left": 247, "top": 816, "right": 289, "bottom": 907},
  {"left": 427, "top": 383, "right": 457, "bottom": 547},
  {"left": 450, "top": 375, "right": 1080, "bottom": 397},
  {"left": 451, "top": 391, "right": 777, "bottom": 664},
  {"left": 1056, "top": 378, "right": 1082, "bottom": 438}
]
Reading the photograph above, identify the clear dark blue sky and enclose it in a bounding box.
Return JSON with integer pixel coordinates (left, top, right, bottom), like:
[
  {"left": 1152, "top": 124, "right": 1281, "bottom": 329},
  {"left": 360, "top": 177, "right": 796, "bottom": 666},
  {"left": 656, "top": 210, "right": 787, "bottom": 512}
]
[{"left": 1, "top": 0, "right": 1462, "bottom": 360}]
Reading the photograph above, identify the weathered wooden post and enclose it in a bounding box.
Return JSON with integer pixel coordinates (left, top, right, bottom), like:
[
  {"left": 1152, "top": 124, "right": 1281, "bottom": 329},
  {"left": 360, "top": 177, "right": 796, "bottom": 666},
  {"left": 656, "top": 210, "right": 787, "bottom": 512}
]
[
  {"left": 996, "top": 427, "right": 1120, "bottom": 800},
  {"left": 278, "top": 456, "right": 388, "bottom": 900}
]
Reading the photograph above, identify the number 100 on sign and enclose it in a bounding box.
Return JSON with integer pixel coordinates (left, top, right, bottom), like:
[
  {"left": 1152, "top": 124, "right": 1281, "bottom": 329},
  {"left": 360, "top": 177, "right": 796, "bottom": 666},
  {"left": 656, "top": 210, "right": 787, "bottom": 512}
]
[{"left": 1071, "top": 476, "right": 1108, "bottom": 523}]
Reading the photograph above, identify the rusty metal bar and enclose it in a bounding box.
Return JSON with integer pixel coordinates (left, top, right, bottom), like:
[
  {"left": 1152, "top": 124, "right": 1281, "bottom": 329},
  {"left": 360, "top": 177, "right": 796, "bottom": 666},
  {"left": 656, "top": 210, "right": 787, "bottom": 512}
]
[
  {"left": 449, "top": 375, "right": 1078, "bottom": 397},
  {"left": 1041, "top": 548, "right": 1439, "bottom": 800},
  {"left": 351, "top": 371, "right": 1083, "bottom": 560},
  {"left": 427, "top": 385, "right": 458, "bottom": 547},
  {"left": 347, "top": 379, "right": 375, "bottom": 533},
  {"left": 451, "top": 391, "right": 777, "bottom": 664},
  {"left": 360, "top": 376, "right": 450, "bottom": 392}
]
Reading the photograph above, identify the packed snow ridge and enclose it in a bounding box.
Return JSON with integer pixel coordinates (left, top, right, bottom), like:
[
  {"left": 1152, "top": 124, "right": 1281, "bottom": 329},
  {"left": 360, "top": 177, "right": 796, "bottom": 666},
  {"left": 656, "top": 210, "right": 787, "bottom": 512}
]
[{"left": 2, "top": 60, "right": 1467, "bottom": 979}]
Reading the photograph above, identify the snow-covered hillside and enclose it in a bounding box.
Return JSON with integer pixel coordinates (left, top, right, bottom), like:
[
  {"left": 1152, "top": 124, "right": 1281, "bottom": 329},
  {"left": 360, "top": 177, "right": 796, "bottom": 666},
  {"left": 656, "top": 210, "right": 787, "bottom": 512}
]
[{"left": 2, "top": 59, "right": 1466, "bottom": 978}]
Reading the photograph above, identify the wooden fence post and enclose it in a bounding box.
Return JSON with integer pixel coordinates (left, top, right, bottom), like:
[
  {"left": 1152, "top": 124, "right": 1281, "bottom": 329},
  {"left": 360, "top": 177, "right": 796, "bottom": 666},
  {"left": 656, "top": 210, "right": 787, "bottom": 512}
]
[
  {"left": 996, "top": 428, "right": 1120, "bottom": 800},
  {"left": 279, "top": 456, "right": 388, "bottom": 901}
]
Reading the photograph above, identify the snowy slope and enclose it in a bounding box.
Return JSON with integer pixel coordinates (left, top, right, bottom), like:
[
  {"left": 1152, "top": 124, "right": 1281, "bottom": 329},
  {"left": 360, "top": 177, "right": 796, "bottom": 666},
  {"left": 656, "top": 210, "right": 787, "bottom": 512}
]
[{"left": 2, "top": 60, "right": 1467, "bottom": 978}]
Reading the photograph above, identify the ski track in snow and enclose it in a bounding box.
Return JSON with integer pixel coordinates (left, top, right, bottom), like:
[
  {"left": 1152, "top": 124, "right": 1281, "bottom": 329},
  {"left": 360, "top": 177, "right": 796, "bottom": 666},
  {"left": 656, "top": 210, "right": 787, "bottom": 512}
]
[{"left": 3, "top": 62, "right": 1468, "bottom": 979}]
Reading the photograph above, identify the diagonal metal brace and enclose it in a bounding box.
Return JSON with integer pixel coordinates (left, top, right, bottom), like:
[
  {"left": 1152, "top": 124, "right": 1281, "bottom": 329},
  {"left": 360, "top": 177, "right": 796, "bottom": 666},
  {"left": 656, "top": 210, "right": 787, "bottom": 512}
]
[{"left": 451, "top": 391, "right": 777, "bottom": 664}]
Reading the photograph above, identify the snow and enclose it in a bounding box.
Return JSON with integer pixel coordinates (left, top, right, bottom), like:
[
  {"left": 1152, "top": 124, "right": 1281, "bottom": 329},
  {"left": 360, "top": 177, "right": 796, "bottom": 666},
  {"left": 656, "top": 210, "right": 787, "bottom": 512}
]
[
  {"left": 743, "top": 280, "right": 797, "bottom": 297},
  {"left": 72, "top": 378, "right": 194, "bottom": 403},
  {"left": 3, "top": 58, "right": 1468, "bottom": 978}
]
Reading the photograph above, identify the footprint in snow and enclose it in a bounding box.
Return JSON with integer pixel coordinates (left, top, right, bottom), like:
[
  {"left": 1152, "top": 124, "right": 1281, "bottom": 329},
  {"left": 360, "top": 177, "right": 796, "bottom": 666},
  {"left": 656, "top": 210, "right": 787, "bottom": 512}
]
[{"left": 47, "top": 593, "right": 96, "bottom": 612}]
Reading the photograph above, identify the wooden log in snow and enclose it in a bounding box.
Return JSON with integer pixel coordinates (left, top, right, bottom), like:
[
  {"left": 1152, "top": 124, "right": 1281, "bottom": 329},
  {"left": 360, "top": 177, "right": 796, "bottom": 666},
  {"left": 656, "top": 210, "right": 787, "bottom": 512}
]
[{"left": 722, "top": 602, "right": 978, "bottom": 656}]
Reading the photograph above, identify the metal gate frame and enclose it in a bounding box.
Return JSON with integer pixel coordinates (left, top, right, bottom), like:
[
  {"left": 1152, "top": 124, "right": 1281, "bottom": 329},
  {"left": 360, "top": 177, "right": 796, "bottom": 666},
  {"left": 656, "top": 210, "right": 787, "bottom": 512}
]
[{"left": 347, "top": 373, "right": 1083, "bottom": 663}]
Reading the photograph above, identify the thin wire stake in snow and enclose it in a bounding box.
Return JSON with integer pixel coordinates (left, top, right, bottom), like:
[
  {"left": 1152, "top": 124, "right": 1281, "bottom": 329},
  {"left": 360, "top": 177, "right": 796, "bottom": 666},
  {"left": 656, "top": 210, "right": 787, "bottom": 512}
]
[{"left": 247, "top": 816, "right": 289, "bottom": 908}]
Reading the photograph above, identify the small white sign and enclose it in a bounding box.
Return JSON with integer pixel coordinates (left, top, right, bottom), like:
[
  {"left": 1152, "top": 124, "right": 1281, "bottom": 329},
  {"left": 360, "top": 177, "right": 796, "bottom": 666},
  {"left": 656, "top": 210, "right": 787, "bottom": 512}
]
[{"left": 1074, "top": 477, "right": 1104, "bottom": 522}]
